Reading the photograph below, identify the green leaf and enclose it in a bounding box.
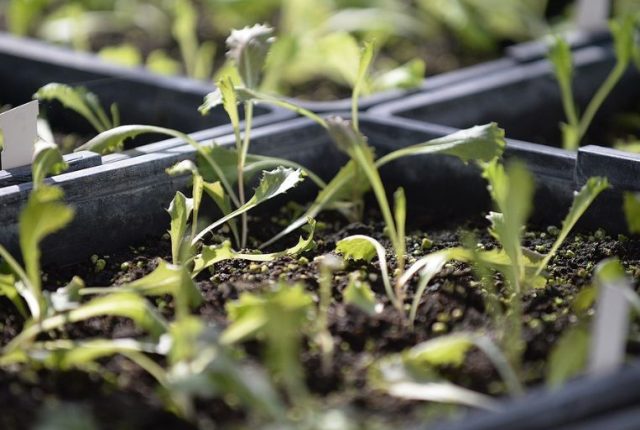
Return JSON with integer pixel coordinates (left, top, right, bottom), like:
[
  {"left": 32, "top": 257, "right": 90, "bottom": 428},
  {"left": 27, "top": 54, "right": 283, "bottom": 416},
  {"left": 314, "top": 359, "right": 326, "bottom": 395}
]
[
  {"left": 200, "top": 77, "right": 240, "bottom": 132},
  {"left": 548, "top": 36, "right": 573, "bottom": 99},
  {"left": 264, "top": 123, "right": 505, "bottom": 250},
  {"left": 19, "top": 185, "right": 74, "bottom": 318},
  {"left": 535, "top": 177, "right": 609, "bottom": 277},
  {"left": 624, "top": 192, "right": 640, "bottom": 233},
  {"left": 7, "top": 0, "right": 49, "bottom": 35},
  {"left": 261, "top": 160, "right": 369, "bottom": 248},
  {"left": 31, "top": 140, "right": 68, "bottom": 189},
  {"left": 546, "top": 325, "right": 589, "bottom": 387},
  {"left": 222, "top": 283, "right": 313, "bottom": 399},
  {"left": 5, "top": 292, "right": 168, "bottom": 352},
  {"left": 483, "top": 160, "right": 534, "bottom": 290},
  {"left": 193, "top": 167, "right": 305, "bottom": 243},
  {"left": 75, "top": 124, "right": 164, "bottom": 154},
  {"left": 402, "top": 333, "right": 523, "bottom": 396},
  {"left": 0, "top": 271, "right": 27, "bottom": 318},
  {"left": 352, "top": 40, "right": 374, "bottom": 131},
  {"left": 78, "top": 126, "right": 238, "bottom": 209},
  {"left": 48, "top": 276, "right": 85, "bottom": 313},
  {"left": 226, "top": 24, "right": 274, "bottom": 89},
  {"left": 34, "top": 83, "right": 111, "bottom": 133},
  {"left": 611, "top": 15, "right": 636, "bottom": 66},
  {"left": 193, "top": 219, "right": 316, "bottom": 275},
  {"left": 327, "top": 116, "right": 401, "bottom": 271},
  {"left": 223, "top": 284, "right": 313, "bottom": 344},
  {"left": 172, "top": 0, "right": 200, "bottom": 78},
  {"left": 343, "top": 274, "right": 379, "bottom": 316},
  {"left": 377, "top": 123, "right": 506, "bottom": 167},
  {"left": 123, "top": 260, "right": 202, "bottom": 318},
  {"left": 168, "top": 191, "right": 193, "bottom": 265},
  {"left": 5, "top": 338, "right": 158, "bottom": 370},
  {"left": 336, "top": 234, "right": 397, "bottom": 308},
  {"left": 371, "top": 354, "right": 499, "bottom": 411},
  {"left": 98, "top": 44, "right": 143, "bottom": 68},
  {"left": 146, "top": 49, "right": 182, "bottom": 76},
  {"left": 399, "top": 247, "right": 470, "bottom": 326},
  {"left": 372, "top": 59, "right": 426, "bottom": 91},
  {"left": 336, "top": 236, "right": 377, "bottom": 262},
  {"left": 407, "top": 333, "right": 474, "bottom": 367}
]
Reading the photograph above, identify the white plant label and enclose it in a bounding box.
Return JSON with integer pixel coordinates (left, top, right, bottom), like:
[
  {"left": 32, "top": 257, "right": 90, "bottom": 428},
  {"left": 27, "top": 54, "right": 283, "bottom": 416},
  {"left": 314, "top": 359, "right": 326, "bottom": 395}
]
[
  {"left": 576, "top": 0, "right": 610, "bottom": 30},
  {"left": 0, "top": 101, "right": 39, "bottom": 170},
  {"left": 588, "top": 278, "right": 630, "bottom": 375}
]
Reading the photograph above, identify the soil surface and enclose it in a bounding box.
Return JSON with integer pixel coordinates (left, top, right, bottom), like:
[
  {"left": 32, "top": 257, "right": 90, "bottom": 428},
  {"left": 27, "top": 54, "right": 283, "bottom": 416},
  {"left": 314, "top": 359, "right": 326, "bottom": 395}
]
[{"left": 1, "top": 208, "right": 640, "bottom": 429}]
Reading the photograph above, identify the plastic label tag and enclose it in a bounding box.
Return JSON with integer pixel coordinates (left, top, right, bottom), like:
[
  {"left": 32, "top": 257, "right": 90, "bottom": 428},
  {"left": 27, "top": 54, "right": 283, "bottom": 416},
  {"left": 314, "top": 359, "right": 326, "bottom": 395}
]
[
  {"left": 576, "top": 0, "right": 610, "bottom": 30},
  {"left": 0, "top": 101, "right": 39, "bottom": 170},
  {"left": 589, "top": 278, "right": 630, "bottom": 375}
]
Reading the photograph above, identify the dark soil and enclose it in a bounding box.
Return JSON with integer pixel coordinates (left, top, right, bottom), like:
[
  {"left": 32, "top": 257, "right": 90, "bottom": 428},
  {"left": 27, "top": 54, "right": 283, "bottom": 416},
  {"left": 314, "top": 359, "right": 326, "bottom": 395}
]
[{"left": 2, "top": 208, "right": 640, "bottom": 429}]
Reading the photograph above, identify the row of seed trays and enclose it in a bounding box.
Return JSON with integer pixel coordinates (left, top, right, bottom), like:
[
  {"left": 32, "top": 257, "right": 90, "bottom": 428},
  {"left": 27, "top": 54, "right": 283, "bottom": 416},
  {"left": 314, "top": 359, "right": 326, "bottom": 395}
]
[{"left": 1, "top": 7, "right": 640, "bottom": 430}]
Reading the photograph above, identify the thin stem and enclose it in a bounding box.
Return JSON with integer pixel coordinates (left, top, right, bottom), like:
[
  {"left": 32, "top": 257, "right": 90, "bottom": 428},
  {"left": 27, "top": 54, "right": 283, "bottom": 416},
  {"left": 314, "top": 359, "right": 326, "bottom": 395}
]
[
  {"left": 238, "top": 88, "right": 328, "bottom": 128},
  {"left": 239, "top": 102, "right": 254, "bottom": 249},
  {"left": 578, "top": 61, "right": 627, "bottom": 142}
]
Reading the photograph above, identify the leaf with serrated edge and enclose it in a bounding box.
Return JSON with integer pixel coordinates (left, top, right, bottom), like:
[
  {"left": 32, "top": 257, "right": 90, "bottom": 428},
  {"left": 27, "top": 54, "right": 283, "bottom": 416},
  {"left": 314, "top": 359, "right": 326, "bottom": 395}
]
[
  {"left": 34, "top": 83, "right": 110, "bottom": 132},
  {"left": 193, "top": 167, "right": 305, "bottom": 244},
  {"left": 193, "top": 219, "right": 316, "bottom": 275},
  {"left": 535, "top": 177, "right": 609, "bottom": 277}
]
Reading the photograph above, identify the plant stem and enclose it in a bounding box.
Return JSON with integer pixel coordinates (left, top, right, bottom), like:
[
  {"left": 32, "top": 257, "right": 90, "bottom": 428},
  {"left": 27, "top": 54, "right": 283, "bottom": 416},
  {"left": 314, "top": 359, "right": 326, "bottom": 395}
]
[
  {"left": 578, "top": 61, "right": 627, "bottom": 142},
  {"left": 318, "top": 261, "right": 335, "bottom": 375},
  {"left": 239, "top": 101, "right": 254, "bottom": 249}
]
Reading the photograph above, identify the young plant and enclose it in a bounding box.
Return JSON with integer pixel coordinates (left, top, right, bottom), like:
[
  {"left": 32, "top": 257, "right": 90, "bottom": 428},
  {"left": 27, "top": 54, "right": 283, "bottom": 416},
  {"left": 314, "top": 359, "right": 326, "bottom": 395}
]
[
  {"left": 0, "top": 141, "right": 71, "bottom": 320},
  {"left": 332, "top": 121, "right": 506, "bottom": 312},
  {"left": 548, "top": 16, "right": 637, "bottom": 150},
  {"left": 200, "top": 24, "right": 274, "bottom": 248},
  {"left": 482, "top": 159, "right": 608, "bottom": 365},
  {"left": 34, "top": 83, "right": 120, "bottom": 134},
  {"left": 370, "top": 332, "right": 522, "bottom": 410},
  {"left": 222, "top": 283, "right": 314, "bottom": 406},
  {"left": 172, "top": 0, "right": 216, "bottom": 80}
]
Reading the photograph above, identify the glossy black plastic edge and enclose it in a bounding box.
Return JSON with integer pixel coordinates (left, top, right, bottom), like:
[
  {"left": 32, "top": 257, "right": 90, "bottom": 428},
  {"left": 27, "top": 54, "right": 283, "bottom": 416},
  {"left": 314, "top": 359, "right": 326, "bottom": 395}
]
[{"left": 0, "top": 32, "right": 293, "bottom": 158}]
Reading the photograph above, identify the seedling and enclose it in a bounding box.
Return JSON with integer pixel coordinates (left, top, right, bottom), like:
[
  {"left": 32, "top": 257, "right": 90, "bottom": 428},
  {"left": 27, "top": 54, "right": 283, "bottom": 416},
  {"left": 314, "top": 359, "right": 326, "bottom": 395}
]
[
  {"left": 333, "top": 122, "right": 506, "bottom": 313},
  {"left": 35, "top": 83, "right": 120, "bottom": 135},
  {"left": 548, "top": 16, "right": 637, "bottom": 150}
]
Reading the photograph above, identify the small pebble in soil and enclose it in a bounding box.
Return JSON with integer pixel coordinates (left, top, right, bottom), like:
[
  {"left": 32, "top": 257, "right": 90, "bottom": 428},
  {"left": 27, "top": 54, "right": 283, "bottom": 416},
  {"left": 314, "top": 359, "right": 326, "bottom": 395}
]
[{"left": 432, "top": 322, "right": 448, "bottom": 334}]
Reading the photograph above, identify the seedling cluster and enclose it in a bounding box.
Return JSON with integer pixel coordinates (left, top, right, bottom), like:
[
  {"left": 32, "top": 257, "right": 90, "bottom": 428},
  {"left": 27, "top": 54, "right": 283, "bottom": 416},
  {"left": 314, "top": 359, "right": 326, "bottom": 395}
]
[{"left": 0, "top": 12, "right": 640, "bottom": 430}]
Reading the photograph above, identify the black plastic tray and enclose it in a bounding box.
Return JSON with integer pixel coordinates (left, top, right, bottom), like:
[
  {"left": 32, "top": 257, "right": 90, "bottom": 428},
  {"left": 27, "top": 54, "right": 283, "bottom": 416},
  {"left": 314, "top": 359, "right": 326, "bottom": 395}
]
[
  {"left": 0, "top": 113, "right": 635, "bottom": 265},
  {"left": 0, "top": 32, "right": 291, "bottom": 163},
  {"left": 370, "top": 41, "right": 640, "bottom": 152},
  {"left": 431, "top": 363, "right": 640, "bottom": 430}
]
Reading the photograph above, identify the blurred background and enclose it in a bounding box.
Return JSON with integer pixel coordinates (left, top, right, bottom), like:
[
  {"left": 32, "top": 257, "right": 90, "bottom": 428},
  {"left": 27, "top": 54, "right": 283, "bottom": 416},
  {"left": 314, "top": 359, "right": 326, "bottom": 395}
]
[{"left": 0, "top": 0, "right": 638, "bottom": 99}]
